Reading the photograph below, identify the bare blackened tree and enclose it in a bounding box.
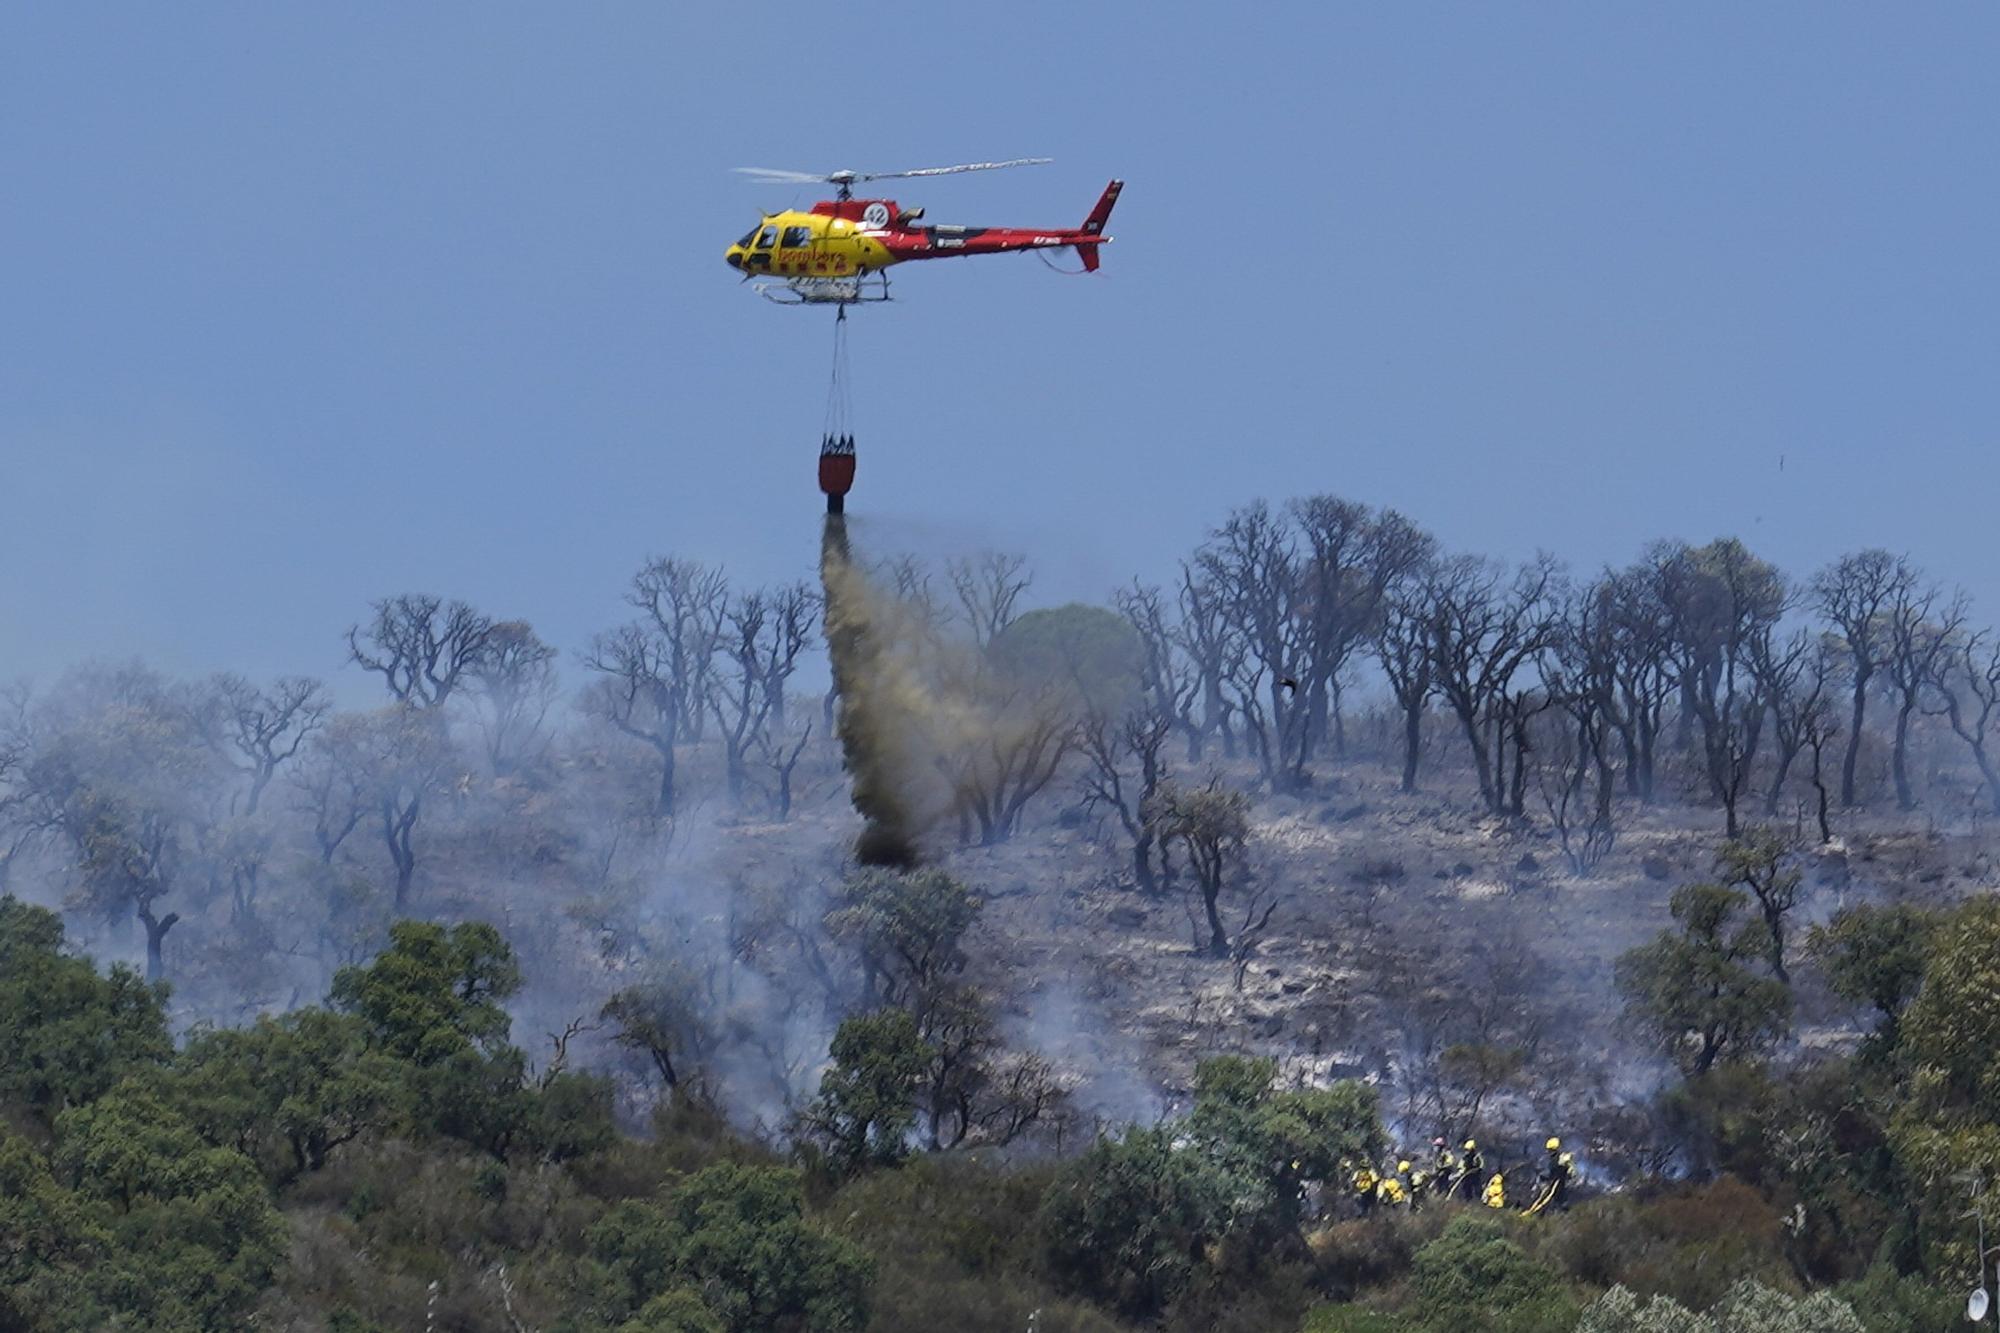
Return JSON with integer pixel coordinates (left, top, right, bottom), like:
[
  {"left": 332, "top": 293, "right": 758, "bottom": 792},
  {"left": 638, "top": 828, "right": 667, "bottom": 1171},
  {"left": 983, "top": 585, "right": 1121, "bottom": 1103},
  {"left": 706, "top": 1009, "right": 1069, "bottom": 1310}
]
[
  {"left": 1755, "top": 629, "right": 1829, "bottom": 816},
  {"left": 947, "top": 551, "right": 1031, "bottom": 650},
  {"left": 585, "top": 558, "right": 728, "bottom": 815},
  {"left": 1661, "top": 539, "right": 1786, "bottom": 836},
  {"left": 710, "top": 583, "right": 820, "bottom": 805},
  {"left": 1813, "top": 550, "right": 1909, "bottom": 806},
  {"left": 1422, "top": 555, "right": 1560, "bottom": 816},
  {"left": 210, "top": 674, "right": 329, "bottom": 816},
  {"left": 584, "top": 626, "right": 684, "bottom": 818},
  {"left": 468, "top": 621, "right": 558, "bottom": 777},
  {"left": 1175, "top": 561, "right": 1244, "bottom": 762},
  {"left": 1603, "top": 557, "right": 1678, "bottom": 802},
  {"left": 1932, "top": 632, "right": 2000, "bottom": 815},
  {"left": 1197, "top": 501, "right": 1305, "bottom": 786},
  {"left": 355, "top": 705, "right": 454, "bottom": 910},
  {"left": 1115, "top": 581, "right": 1203, "bottom": 763},
  {"left": 1288, "top": 496, "right": 1433, "bottom": 768},
  {"left": 756, "top": 717, "right": 814, "bottom": 821},
  {"left": 1538, "top": 584, "right": 1620, "bottom": 863},
  {"left": 346, "top": 595, "right": 495, "bottom": 710},
  {"left": 1375, "top": 568, "right": 1437, "bottom": 793},
  {"left": 1078, "top": 703, "right": 1172, "bottom": 893},
  {"left": 1881, "top": 578, "right": 1967, "bottom": 810}
]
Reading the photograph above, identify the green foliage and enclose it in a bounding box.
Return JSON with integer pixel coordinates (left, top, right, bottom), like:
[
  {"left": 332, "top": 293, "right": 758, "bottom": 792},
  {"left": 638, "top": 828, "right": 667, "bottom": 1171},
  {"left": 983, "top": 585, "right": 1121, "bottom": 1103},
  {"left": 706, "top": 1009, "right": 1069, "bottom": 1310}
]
[
  {"left": 1039, "top": 1124, "right": 1233, "bottom": 1318},
  {"left": 823, "top": 868, "right": 979, "bottom": 1008},
  {"left": 1832, "top": 1264, "right": 1958, "bottom": 1333},
  {"left": 1897, "top": 896, "right": 2000, "bottom": 1118},
  {"left": 1300, "top": 1306, "right": 1411, "bottom": 1333},
  {"left": 1187, "top": 1056, "right": 1386, "bottom": 1234},
  {"left": 330, "top": 919, "right": 522, "bottom": 1063},
  {"left": 592, "top": 1162, "right": 872, "bottom": 1333},
  {"left": 828, "top": 1156, "right": 1126, "bottom": 1332},
  {"left": 45, "top": 1082, "right": 288, "bottom": 1329},
  {"left": 1615, "top": 882, "right": 1791, "bottom": 1077},
  {"left": 799, "top": 1009, "right": 929, "bottom": 1176},
  {"left": 1808, "top": 903, "right": 1934, "bottom": 1043},
  {"left": 989, "top": 602, "right": 1145, "bottom": 719},
  {"left": 1575, "top": 1278, "right": 1866, "bottom": 1332},
  {"left": 171, "top": 1008, "right": 404, "bottom": 1181},
  {"left": 0, "top": 895, "right": 171, "bottom": 1120},
  {"left": 618, "top": 1289, "right": 727, "bottom": 1333},
  {"left": 1408, "top": 1215, "right": 1575, "bottom": 1333}
]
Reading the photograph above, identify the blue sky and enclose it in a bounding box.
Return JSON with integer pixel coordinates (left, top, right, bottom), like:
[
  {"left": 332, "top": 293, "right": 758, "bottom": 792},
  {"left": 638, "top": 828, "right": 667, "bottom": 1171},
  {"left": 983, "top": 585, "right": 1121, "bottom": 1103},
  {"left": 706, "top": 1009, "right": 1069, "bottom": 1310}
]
[{"left": 5, "top": 6, "right": 1998, "bottom": 692}]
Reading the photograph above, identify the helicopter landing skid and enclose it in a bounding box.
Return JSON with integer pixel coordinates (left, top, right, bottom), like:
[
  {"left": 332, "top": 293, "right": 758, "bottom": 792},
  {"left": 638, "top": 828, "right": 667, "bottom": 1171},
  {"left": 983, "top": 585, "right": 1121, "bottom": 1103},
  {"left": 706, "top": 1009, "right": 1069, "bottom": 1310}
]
[{"left": 755, "top": 273, "right": 892, "bottom": 306}]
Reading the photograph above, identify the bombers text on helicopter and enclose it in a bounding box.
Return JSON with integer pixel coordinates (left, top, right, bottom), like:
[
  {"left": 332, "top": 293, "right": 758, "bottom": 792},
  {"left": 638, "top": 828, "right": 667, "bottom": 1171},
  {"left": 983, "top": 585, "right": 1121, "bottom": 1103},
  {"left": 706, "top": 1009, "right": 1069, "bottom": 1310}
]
[{"left": 725, "top": 158, "right": 1121, "bottom": 304}]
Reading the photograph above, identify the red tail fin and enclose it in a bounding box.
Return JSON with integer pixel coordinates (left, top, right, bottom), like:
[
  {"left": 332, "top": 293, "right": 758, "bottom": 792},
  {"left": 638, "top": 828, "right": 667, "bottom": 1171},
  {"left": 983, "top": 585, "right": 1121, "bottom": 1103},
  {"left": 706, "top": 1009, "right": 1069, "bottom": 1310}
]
[{"left": 1076, "top": 179, "right": 1121, "bottom": 272}]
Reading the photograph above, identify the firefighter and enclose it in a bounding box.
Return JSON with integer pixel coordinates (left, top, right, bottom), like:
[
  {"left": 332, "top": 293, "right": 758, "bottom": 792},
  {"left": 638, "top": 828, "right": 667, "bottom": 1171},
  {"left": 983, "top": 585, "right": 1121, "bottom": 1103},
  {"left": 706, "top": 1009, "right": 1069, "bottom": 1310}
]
[
  {"left": 1430, "top": 1137, "right": 1458, "bottom": 1197},
  {"left": 1483, "top": 1172, "right": 1507, "bottom": 1209},
  {"left": 1375, "top": 1167, "right": 1408, "bottom": 1208},
  {"left": 1404, "top": 1157, "right": 1430, "bottom": 1209},
  {"left": 1456, "top": 1139, "right": 1485, "bottom": 1201},
  {"left": 1526, "top": 1137, "right": 1576, "bottom": 1217},
  {"left": 1352, "top": 1163, "right": 1379, "bottom": 1214}
]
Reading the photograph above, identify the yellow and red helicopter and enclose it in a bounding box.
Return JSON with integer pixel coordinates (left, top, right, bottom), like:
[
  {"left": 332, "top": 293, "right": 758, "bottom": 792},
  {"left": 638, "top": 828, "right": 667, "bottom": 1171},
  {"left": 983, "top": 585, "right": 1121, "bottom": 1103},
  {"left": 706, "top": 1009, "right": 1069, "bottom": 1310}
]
[{"left": 725, "top": 158, "right": 1121, "bottom": 304}]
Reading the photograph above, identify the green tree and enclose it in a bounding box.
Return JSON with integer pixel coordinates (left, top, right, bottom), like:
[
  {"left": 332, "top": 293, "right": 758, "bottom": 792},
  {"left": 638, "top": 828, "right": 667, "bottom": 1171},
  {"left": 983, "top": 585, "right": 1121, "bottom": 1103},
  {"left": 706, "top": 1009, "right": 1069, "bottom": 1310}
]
[
  {"left": 1038, "top": 1124, "right": 1232, "bottom": 1319},
  {"left": 799, "top": 1009, "right": 929, "bottom": 1175},
  {"left": 1185, "top": 1055, "right": 1385, "bottom": 1235},
  {"left": 330, "top": 919, "right": 521, "bottom": 1062},
  {"left": 52, "top": 1082, "right": 288, "bottom": 1329},
  {"left": 1808, "top": 903, "right": 1935, "bottom": 1048},
  {"left": 1408, "top": 1215, "right": 1575, "bottom": 1333},
  {"left": 1616, "top": 883, "right": 1792, "bottom": 1076},
  {"left": 823, "top": 868, "right": 979, "bottom": 1009},
  {"left": 618, "top": 1289, "right": 727, "bottom": 1333},
  {"left": 592, "top": 1163, "right": 872, "bottom": 1333},
  {"left": 0, "top": 895, "right": 171, "bottom": 1121},
  {"left": 171, "top": 1008, "right": 404, "bottom": 1181}
]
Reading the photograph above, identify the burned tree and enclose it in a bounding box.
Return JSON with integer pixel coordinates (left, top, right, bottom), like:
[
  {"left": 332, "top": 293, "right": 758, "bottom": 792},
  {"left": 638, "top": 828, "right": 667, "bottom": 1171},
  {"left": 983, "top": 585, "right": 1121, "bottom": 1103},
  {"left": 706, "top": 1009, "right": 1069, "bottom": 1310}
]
[
  {"left": 1421, "top": 555, "right": 1560, "bottom": 817},
  {"left": 585, "top": 558, "right": 728, "bottom": 816},
  {"left": 1078, "top": 703, "right": 1173, "bottom": 894},
  {"left": 346, "top": 594, "right": 495, "bottom": 710},
  {"left": 947, "top": 551, "right": 1031, "bottom": 650},
  {"left": 1813, "top": 549, "right": 1908, "bottom": 807},
  {"left": 468, "top": 621, "right": 558, "bottom": 777},
  {"left": 1880, "top": 576, "right": 1966, "bottom": 809},
  {"left": 1154, "top": 777, "right": 1250, "bottom": 955},
  {"left": 1660, "top": 539, "right": 1786, "bottom": 837},
  {"left": 1932, "top": 632, "right": 2000, "bottom": 815},
  {"left": 208, "top": 674, "right": 328, "bottom": 817},
  {"left": 1196, "top": 501, "right": 1306, "bottom": 786}
]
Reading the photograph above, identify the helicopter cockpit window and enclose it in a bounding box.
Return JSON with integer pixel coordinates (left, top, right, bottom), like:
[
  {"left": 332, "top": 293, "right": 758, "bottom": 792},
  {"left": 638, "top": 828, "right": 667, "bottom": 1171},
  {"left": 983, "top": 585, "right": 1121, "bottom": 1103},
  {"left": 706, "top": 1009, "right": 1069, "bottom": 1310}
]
[
  {"left": 736, "top": 227, "right": 758, "bottom": 247},
  {"left": 780, "top": 225, "right": 812, "bottom": 248},
  {"left": 755, "top": 226, "right": 777, "bottom": 249}
]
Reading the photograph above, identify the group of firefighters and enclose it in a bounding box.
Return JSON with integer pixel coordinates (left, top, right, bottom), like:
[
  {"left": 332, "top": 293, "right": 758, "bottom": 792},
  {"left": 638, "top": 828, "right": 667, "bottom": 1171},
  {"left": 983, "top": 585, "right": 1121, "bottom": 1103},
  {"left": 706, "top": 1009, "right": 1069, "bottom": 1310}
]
[{"left": 1344, "top": 1136, "right": 1577, "bottom": 1218}]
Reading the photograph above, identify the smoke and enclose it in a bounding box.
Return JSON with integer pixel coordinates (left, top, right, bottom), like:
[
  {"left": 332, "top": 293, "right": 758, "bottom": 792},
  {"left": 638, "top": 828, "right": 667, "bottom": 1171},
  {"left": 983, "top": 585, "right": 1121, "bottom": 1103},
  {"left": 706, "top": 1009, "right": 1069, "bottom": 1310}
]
[{"left": 819, "top": 514, "right": 929, "bottom": 867}]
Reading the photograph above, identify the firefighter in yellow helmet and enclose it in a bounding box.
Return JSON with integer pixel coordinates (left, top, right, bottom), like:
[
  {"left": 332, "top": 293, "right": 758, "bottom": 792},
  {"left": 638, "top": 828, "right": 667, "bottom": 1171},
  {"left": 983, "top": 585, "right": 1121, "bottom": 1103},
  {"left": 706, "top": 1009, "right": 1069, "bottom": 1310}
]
[
  {"left": 1525, "top": 1137, "right": 1576, "bottom": 1217},
  {"left": 1429, "top": 1137, "right": 1458, "bottom": 1198},
  {"left": 1403, "top": 1157, "right": 1429, "bottom": 1210},
  {"left": 1455, "top": 1139, "right": 1485, "bottom": 1201},
  {"left": 1483, "top": 1172, "right": 1507, "bottom": 1209},
  {"left": 1375, "top": 1167, "right": 1408, "bottom": 1208}
]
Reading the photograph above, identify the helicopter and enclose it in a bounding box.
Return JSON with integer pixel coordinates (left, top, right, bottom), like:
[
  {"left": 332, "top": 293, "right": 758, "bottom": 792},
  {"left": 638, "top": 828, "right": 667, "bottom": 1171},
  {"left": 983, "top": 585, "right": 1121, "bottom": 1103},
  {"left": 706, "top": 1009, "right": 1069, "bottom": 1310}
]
[{"left": 725, "top": 158, "right": 1121, "bottom": 304}]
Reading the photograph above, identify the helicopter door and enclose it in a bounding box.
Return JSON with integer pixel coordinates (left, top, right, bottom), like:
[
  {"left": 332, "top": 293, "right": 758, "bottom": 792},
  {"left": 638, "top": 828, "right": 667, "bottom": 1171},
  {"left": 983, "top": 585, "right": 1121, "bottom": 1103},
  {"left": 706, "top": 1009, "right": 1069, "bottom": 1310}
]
[
  {"left": 747, "top": 223, "right": 777, "bottom": 271},
  {"left": 778, "top": 224, "right": 814, "bottom": 275}
]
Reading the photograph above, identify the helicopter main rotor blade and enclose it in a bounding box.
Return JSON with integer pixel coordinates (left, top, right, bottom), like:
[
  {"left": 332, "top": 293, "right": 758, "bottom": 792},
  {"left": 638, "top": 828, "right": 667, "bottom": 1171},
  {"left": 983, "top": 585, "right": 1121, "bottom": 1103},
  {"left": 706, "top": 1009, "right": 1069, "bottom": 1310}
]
[
  {"left": 732, "top": 167, "right": 830, "bottom": 184},
  {"left": 854, "top": 157, "right": 1052, "bottom": 182}
]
